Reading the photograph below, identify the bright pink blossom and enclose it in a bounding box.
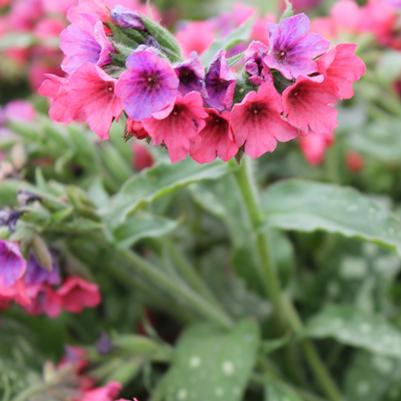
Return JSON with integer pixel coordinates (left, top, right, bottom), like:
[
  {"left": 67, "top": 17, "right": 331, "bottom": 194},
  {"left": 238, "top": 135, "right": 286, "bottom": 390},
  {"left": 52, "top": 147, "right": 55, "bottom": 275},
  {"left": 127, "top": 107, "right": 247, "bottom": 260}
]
[
  {"left": 317, "top": 44, "right": 365, "bottom": 100},
  {"left": 191, "top": 109, "right": 238, "bottom": 163},
  {"left": 299, "top": 131, "right": 334, "bottom": 165},
  {"left": 176, "top": 21, "right": 215, "bottom": 56},
  {"left": 80, "top": 381, "right": 121, "bottom": 401},
  {"left": 231, "top": 83, "right": 297, "bottom": 158},
  {"left": 143, "top": 92, "right": 207, "bottom": 163},
  {"left": 283, "top": 77, "right": 338, "bottom": 135},
  {"left": 58, "top": 276, "right": 101, "bottom": 313},
  {"left": 68, "top": 63, "right": 123, "bottom": 140}
]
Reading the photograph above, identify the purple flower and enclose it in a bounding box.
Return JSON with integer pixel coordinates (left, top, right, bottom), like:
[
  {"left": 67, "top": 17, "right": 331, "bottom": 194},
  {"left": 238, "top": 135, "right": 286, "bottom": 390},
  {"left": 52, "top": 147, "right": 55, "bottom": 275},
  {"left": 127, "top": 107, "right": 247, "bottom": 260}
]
[
  {"left": 60, "top": 20, "right": 113, "bottom": 74},
  {"left": 265, "top": 13, "right": 329, "bottom": 79},
  {"left": 175, "top": 53, "right": 205, "bottom": 95},
  {"left": 205, "top": 51, "right": 236, "bottom": 111},
  {"left": 115, "top": 48, "right": 179, "bottom": 120},
  {"left": 244, "top": 41, "right": 271, "bottom": 86},
  {"left": 111, "top": 6, "right": 145, "bottom": 30},
  {"left": 0, "top": 240, "right": 27, "bottom": 288},
  {"left": 0, "top": 209, "right": 23, "bottom": 232},
  {"left": 24, "top": 253, "right": 60, "bottom": 287}
]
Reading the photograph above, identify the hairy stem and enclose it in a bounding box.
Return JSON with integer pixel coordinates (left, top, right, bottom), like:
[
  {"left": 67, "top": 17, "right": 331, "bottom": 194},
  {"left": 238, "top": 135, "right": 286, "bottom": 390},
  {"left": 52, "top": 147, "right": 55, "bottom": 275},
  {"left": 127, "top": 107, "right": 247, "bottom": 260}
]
[{"left": 232, "top": 158, "right": 343, "bottom": 401}]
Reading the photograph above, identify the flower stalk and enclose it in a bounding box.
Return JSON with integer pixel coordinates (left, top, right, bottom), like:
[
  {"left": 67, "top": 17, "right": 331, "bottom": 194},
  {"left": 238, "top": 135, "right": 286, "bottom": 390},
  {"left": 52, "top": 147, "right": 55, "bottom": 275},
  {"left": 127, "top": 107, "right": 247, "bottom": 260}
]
[{"left": 232, "top": 157, "right": 343, "bottom": 401}]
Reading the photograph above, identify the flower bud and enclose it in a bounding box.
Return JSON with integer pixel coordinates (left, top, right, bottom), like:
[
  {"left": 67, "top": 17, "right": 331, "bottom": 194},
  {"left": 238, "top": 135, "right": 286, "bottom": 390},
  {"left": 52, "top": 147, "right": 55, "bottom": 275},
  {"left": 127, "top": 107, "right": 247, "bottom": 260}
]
[{"left": 111, "top": 6, "right": 145, "bottom": 30}]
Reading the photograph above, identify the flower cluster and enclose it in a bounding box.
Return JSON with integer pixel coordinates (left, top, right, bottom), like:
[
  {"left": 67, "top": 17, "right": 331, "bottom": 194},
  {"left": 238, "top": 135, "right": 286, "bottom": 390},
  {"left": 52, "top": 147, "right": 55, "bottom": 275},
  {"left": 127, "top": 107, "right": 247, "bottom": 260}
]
[
  {"left": 40, "top": 0, "right": 364, "bottom": 164},
  {"left": 36, "top": 346, "right": 136, "bottom": 401},
  {"left": 0, "top": 239, "right": 101, "bottom": 316}
]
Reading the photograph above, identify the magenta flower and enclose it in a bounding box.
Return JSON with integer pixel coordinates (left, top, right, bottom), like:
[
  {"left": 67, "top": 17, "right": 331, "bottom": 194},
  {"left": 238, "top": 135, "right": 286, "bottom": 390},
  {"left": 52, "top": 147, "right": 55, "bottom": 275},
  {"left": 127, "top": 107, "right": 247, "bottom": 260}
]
[
  {"left": 60, "top": 20, "right": 113, "bottom": 74},
  {"left": 244, "top": 41, "right": 272, "bottom": 86},
  {"left": 143, "top": 92, "right": 207, "bottom": 163},
  {"left": 25, "top": 253, "right": 60, "bottom": 286},
  {"left": 116, "top": 49, "right": 179, "bottom": 121},
  {"left": 58, "top": 276, "right": 101, "bottom": 313},
  {"left": 0, "top": 240, "right": 27, "bottom": 288},
  {"left": 111, "top": 5, "right": 144, "bottom": 29},
  {"left": 205, "top": 51, "right": 236, "bottom": 111},
  {"left": 191, "top": 109, "right": 238, "bottom": 163},
  {"left": 265, "top": 13, "right": 329, "bottom": 79},
  {"left": 68, "top": 63, "right": 123, "bottom": 140},
  {"left": 282, "top": 76, "right": 338, "bottom": 135},
  {"left": 230, "top": 82, "right": 297, "bottom": 158},
  {"left": 175, "top": 53, "right": 205, "bottom": 95},
  {"left": 317, "top": 44, "right": 365, "bottom": 100}
]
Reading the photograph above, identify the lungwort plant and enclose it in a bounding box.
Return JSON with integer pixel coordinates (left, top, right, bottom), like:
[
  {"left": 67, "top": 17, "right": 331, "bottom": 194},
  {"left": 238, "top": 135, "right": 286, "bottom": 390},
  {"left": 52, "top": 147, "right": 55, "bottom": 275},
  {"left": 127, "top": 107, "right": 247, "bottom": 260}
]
[{"left": 2, "top": 1, "right": 401, "bottom": 401}]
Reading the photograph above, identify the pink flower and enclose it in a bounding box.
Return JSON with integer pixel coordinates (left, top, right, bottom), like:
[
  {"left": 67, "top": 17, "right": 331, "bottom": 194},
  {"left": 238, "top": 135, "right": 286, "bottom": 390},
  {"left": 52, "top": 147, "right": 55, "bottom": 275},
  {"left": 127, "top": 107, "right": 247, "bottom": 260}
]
[
  {"left": 25, "top": 285, "right": 62, "bottom": 318},
  {"left": 190, "top": 109, "right": 238, "bottom": 163},
  {"left": 282, "top": 76, "right": 338, "bottom": 135},
  {"left": 116, "top": 49, "right": 179, "bottom": 121},
  {"left": 317, "top": 44, "right": 365, "bottom": 99},
  {"left": 132, "top": 142, "right": 154, "bottom": 171},
  {"left": 80, "top": 381, "right": 121, "bottom": 401},
  {"left": 68, "top": 63, "right": 123, "bottom": 140},
  {"left": 299, "top": 131, "right": 334, "bottom": 165},
  {"left": 4, "top": 101, "right": 36, "bottom": 122},
  {"left": 60, "top": 19, "right": 113, "bottom": 74},
  {"left": 0, "top": 240, "right": 27, "bottom": 288},
  {"left": 39, "top": 74, "right": 83, "bottom": 123},
  {"left": 58, "top": 276, "right": 101, "bottom": 313},
  {"left": 176, "top": 21, "right": 215, "bottom": 56},
  {"left": 126, "top": 120, "right": 149, "bottom": 140},
  {"left": 244, "top": 41, "right": 271, "bottom": 86},
  {"left": 143, "top": 91, "right": 207, "bottom": 163},
  {"left": 230, "top": 83, "right": 297, "bottom": 158}
]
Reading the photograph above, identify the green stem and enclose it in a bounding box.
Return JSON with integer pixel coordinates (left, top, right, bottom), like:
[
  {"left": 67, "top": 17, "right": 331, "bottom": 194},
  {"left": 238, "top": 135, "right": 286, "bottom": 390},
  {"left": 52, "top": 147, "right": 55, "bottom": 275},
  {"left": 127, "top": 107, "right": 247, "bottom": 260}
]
[
  {"left": 121, "top": 249, "right": 233, "bottom": 329},
  {"left": 232, "top": 158, "right": 343, "bottom": 401}
]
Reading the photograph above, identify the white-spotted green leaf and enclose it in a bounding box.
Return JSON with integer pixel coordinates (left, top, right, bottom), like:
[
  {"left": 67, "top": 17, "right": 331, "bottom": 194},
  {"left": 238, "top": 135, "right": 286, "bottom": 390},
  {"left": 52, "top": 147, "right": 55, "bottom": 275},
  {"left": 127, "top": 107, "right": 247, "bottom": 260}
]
[
  {"left": 262, "top": 179, "right": 401, "bottom": 256},
  {"left": 105, "top": 159, "right": 236, "bottom": 226},
  {"left": 306, "top": 305, "right": 401, "bottom": 358},
  {"left": 265, "top": 381, "right": 303, "bottom": 401},
  {"left": 163, "top": 320, "right": 260, "bottom": 401},
  {"left": 345, "top": 352, "right": 401, "bottom": 401},
  {"left": 113, "top": 213, "right": 179, "bottom": 248}
]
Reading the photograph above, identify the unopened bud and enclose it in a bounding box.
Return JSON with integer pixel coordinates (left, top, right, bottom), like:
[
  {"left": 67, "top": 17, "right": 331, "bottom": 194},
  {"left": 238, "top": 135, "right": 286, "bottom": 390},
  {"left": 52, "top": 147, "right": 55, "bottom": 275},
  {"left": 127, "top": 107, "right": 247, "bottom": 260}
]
[
  {"left": 10, "top": 143, "right": 27, "bottom": 170},
  {"left": 111, "top": 6, "right": 145, "bottom": 30},
  {"left": 32, "top": 234, "right": 53, "bottom": 271}
]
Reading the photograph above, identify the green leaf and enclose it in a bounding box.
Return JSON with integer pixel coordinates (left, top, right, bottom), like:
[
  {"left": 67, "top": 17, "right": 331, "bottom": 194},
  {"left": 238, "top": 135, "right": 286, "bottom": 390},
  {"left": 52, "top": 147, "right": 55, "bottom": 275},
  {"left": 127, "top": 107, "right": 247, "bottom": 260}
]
[
  {"left": 105, "top": 159, "right": 236, "bottom": 226},
  {"left": 262, "top": 179, "right": 401, "bottom": 256},
  {"left": 0, "top": 33, "right": 36, "bottom": 51},
  {"left": 265, "top": 381, "right": 304, "bottom": 401},
  {"left": 113, "top": 213, "right": 179, "bottom": 248},
  {"left": 306, "top": 305, "right": 401, "bottom": 358},
  {"left": 345, "top": 352, "right": 401, "bottom": 401},
  {"left": 162, "top": 320, "right": 260, "bottom": 401},
  {"left": 200, "top": 17, "right": 254, "bottom": 66}
]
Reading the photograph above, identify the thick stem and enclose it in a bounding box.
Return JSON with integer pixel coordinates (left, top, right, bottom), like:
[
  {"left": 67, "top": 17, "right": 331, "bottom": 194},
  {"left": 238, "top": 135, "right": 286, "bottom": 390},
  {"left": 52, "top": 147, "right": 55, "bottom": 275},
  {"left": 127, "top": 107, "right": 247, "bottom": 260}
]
[
  {"left": 233, "top": 158, "right": 343, "bottom": 401},
  {"left": 121, "top": 249, "right": 233, "bottom": 329}
]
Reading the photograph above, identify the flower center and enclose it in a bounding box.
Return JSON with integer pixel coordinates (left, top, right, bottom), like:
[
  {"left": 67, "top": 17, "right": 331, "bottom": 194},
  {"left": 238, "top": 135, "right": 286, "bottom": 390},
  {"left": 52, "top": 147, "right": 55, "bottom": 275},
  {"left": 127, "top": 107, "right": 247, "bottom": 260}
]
[
  {"left": 277, "top": 50, "right": 287, "bottom": 61},
  {"left": 248, "top": 103, "right": 265, "bottom": 116},
  {"left": 145, "top": 73, "right": 160, "bottom": 89},
  {"left": 106, "top": 84, "right": 114, "bottom": 93}
]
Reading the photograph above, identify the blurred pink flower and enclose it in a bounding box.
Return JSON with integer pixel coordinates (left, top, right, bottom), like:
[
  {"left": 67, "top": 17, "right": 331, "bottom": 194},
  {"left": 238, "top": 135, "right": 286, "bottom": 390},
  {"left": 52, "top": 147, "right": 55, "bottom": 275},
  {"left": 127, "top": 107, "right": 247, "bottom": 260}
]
[
  {"left": 176, "top": 21, "right": 215, "bottom": 56},
  {"left": 58, "top": 276, "right": 101, "bottom": 313}
]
